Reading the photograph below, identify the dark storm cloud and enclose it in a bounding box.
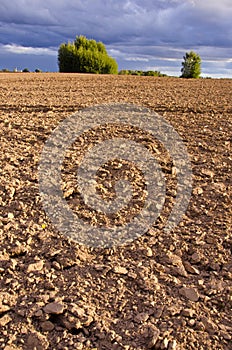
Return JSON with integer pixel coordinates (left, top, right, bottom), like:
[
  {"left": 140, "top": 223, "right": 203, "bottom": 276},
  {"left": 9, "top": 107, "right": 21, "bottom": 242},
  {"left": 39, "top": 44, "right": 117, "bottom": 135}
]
[{"left": 0, "top": 0, "right": 232, "bottom": 76}]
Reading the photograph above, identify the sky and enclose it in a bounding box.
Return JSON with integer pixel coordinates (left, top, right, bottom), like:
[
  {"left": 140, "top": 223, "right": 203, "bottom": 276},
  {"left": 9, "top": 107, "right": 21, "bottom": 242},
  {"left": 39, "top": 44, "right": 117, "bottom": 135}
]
[{"left": 0, "top": 0, "right": 232, "bottom": 77}]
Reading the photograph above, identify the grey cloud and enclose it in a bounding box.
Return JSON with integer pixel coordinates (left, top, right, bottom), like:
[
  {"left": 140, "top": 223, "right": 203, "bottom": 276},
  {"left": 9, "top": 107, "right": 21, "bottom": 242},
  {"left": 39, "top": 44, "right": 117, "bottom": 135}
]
[
  {"left": 1, "top": 0, "right": 232, "bottom": 47},
  {"left": 0, "top": 0, "right": 231, "bottom": 77},
  {"left": 0, "top": 1, "right": 57, "bottom": 26}
]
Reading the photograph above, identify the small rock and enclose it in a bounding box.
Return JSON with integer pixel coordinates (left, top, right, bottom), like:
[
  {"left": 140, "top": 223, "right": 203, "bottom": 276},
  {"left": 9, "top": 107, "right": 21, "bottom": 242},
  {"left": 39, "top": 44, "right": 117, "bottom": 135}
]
[
  {"left": 183, "top": 261, "right": 200, "bottom": 274},
  {"left": 207, "top": 279, "right": 224, "bottom": 293},
  {"left": 77, "top": 251, "right": 89, "bottom": 262},
  {"left": 193, "top": 187, "right": 203, "bottom": 195},
  {"left": 201, "top": 316, "right": 217, "bottom": 334},
  {"left": 10, "top": 259, "right": 17, "bottom": 270},
  {"left": 197, "top": 279, "right": 204, "bottom": 286},
  {"left": 34, "top": 309, "right": 43, "bottom": 317},
  {"left": 94, "top": 264, "right": 106, "bottom": 271},
  {"left": 0, "top": 314, "right": 12, "bottom": 326},
  {"left": 195, "top": 321, "right": 205, "bottom": 331},
  {"left": 153, "top": 306, "right": 164, "bottom": 318},
  {"left": 43, "top": 302, "right": 64, "bottom": 314},
  {"left": 11, "top": 244, "right": 27, "bottom": 257},
  {"left": 58, "top": 316, "right": 74, "bottom": 330},
  {"left": 201, "top": 169, "right": 214, "bottom": 178},
  {"left": 7, "top": 213, "right": 14, "bottom": 219},
  {"left": 188, "top": 319, "right": 196, "bottom": 327},
  {"left": 52, "top": 261, "right": 61, "bottom": 270},
  {"left": 220, "top": 330, "right": 231, "bottom": 340},
  {"left": 113, "top": 266, "right": 128, "bottom": 275},
  {"left": 148, "top": 327, "right": 160, "bottom": 348},
  {"left": 128, "top": 271, "right": 137, "bottom": 279},
  {"left": 168, "top": 340, "right": 177, "bottom": 350},
  {"left": 164, "top": 252, "right": 188, "bottom": 277},
  {"left": 146, "top": 248, "right": 153, "bottom": 257},
  {"left": 83, "top": 315, "right": 94, "bottom": 326},
  {"left": 161, "top": 337, "right": 169, "bottom": 349},
  {"left": 63, "top": 187, "right": 74, "bottom": 198},
  {"left": 208, "top": 262, "right": 220, "bottom": 271},
  {"left": 134, "top": 312, "right": 149, "bottom": 323},
  {"left": 171, "top": 166, "right": 177, "bottom": 176},
  {"left": 165, "top": 252, "right": 182, "bottom": 266},
  {"left": 60, "top": 314, "right": 82, "bottom": 330},
  {"left": 212, "top": 182, "right": 226, "bottom": 192},
  {"left": 40, "top": 320, "right": 55, "bottom": 331},
  {"left": 4, "top": 346, "right": 20, "bottom": 350},
  {"left": 27, "top": 333, "right": 49, "bottom": 350},
  {"left": 70, "top": 304, "right": 85, "bottom": 318},
  {"left": 27, "top": 260, "right": 44, "bottom": 272},
  {"left": 191, "top": 252, "right": 201, "bottom": 263},
  {"left": 182, "top": 308, "right": 194, "bottom": 317},
  {"left": 168, "top": 305, "right": 182, "bottom": 316},
  {"left": 180, "top": 287, "right": 199, "bottom": 302},
  {"left": 0, "top": 304, "right": 11, "bottom": 313},
  {"left": 205, "top": 236, "right": 217, "bottom": 244},
  {"left": 17, "top": 309, "right": 26, "bottom": 317},
  {"left": 172, "top": 265, "right": 188, "bottom": 277}
]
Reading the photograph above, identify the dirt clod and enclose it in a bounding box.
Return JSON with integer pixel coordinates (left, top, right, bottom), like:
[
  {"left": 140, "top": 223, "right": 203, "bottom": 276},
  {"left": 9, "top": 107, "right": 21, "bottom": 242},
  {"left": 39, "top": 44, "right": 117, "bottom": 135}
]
[
  {"left": 43, "top": 302, "right": 64, "bottom": 315},
  {"left": 180, "top": 287, "right": 199, "bottom": 302}
]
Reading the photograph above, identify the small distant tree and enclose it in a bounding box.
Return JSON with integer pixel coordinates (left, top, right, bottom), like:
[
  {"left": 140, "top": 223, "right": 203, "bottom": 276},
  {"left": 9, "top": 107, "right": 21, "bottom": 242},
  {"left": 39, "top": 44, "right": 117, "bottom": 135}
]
[
  {"left": 181, "top": 51, "right": 201, "bottom": 78},
  {"left": 23, "top": 68, "right": 30, "bottom": 72},
  {"left": 35, "top": 68, "right": 42, "bottom": 73},
  {"left": 118, "top": 69, "right": 167, "bottom": 77},
  {"left": 58, "top": 35, "right": 118, "bottom": 74},
  {"left": 118, "top": 70, "right": 129, "bottom": 75}
]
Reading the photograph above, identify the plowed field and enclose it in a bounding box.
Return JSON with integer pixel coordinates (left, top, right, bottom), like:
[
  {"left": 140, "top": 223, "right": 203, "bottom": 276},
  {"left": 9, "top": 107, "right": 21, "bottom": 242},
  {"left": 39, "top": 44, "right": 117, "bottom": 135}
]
[{"left": 0, "top": 73, "right": 231, "bottom": 350}]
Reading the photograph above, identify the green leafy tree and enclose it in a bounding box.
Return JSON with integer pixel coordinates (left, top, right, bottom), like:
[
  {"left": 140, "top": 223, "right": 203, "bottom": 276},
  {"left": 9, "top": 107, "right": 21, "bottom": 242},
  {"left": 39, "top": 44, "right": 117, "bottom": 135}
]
[
  {"left": 58, "top": 42, "right": 78, "bottom": 72},
  {"left": 58, "top": 35, "right": 118, "bottom": 74},
  {"left": 181, "top": 51, "right": 201, "bottom": 78},
  {"left": 118, "top": 69, "right": 167, "bottom": 77},
  {"left": 118, "top": 70, "right": 129, "bottom": 75}
]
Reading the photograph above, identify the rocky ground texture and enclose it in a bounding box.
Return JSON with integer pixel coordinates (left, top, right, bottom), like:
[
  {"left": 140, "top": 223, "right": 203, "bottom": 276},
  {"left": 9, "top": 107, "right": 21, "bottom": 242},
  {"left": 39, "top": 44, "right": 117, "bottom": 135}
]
[{"left": 0, "top": 73, "right": 231, "bottom": 349}]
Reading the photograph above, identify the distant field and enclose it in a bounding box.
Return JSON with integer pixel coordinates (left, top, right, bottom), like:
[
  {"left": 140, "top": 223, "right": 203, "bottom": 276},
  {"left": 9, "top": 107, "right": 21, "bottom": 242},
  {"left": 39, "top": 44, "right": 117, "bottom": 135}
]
[{"left": 0, "top": 73, "right": 231, "bottom": 350}]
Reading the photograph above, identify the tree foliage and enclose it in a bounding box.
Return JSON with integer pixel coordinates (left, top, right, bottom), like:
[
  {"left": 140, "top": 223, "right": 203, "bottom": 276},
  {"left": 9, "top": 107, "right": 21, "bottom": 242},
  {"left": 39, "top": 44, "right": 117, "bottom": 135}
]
[
  {"left": 118, "top": 70, "right": 167, "bottom": 77},
  {"left": 58, "top": 35, "right": 118, "bottom": 74},
  {"left": 181, "top": 51, "right": 201, "bottom": 78}
]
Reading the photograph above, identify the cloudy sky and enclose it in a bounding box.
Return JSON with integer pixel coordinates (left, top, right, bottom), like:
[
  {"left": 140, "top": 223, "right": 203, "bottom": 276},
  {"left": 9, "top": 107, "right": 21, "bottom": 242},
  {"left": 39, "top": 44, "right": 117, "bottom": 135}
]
[{"left": 0, "top": 0, "right": 232, "bottom": 77}]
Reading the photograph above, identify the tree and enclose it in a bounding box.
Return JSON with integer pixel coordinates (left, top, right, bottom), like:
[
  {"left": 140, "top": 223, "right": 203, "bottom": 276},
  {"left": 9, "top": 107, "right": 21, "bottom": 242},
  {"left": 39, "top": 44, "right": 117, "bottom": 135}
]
[
  {"left": 118, "top": 69, "right": 167, "bottom": 77},
  {"left": 181, "top": 51, "right": 201, "bottom": 78},
  {"left": 58, "top": 35, "right": 118, "bottom": 74},
  {"left": 22, "top": 68, "right": 30, "bottom": 72}
]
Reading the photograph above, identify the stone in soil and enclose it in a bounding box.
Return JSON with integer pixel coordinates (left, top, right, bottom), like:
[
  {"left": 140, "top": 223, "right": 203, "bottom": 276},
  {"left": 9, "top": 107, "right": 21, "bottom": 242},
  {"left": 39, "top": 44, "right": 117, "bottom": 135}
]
[
  {"left": 43, "top": 302, "right": 64, "bottom": 314},
  {"left": 179, "top": 287, "right": 199, "bottom": 302}
]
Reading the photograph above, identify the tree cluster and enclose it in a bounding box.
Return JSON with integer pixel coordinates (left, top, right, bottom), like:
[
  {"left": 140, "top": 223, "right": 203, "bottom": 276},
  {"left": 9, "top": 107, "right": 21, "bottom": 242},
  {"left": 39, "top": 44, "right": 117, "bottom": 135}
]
[
  {"left": 119, "top": 70, "right": 167, "bottom": 77},
  {"left": 0, "top": 68, "right": 42, "bottom": 73},
  {"left": 58, "top": 35, "right": 118, "bottom": 74}
]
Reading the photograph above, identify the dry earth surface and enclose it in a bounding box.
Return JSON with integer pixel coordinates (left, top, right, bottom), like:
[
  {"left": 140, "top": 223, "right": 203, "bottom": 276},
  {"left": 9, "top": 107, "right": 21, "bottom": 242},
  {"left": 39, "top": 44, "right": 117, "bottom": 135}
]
[{"left": 0, "top": 73, "right": 231, "bottom": 350}]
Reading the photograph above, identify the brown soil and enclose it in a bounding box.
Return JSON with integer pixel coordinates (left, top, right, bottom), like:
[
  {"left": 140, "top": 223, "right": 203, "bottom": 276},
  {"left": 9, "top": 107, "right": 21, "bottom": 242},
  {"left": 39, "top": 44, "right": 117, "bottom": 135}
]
[{"left": 0, "top": 73, "right": 231, "bottom": 350}]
